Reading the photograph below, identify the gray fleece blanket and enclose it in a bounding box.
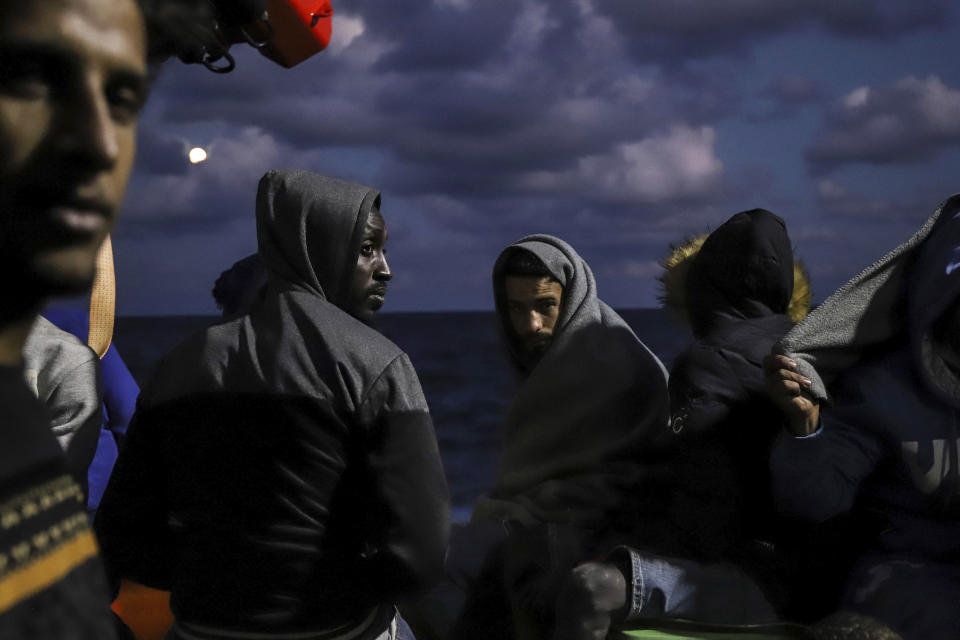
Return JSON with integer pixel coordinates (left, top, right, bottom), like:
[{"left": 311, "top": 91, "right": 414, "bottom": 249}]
[
  {"left": 775, "top": 195, "right": 960, "bottom": 401},
  {"left": 474, "top": 235, "right": 671, "bottom": 528}
]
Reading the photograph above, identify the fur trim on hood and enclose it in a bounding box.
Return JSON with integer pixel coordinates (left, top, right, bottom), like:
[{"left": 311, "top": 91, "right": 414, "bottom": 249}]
[{"left": 658, "top": 231, "right": 811, "bottom": 327}]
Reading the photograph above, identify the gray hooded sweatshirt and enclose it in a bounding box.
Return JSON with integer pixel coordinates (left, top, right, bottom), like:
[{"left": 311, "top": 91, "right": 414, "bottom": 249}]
[{"left": 95, "top": 169, "right": 450, "bottom": 640}]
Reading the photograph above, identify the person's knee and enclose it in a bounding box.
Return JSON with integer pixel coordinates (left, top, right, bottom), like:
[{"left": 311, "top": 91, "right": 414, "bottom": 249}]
[{"left": 553, "top": 562, "right": 627, "bottom": 640}]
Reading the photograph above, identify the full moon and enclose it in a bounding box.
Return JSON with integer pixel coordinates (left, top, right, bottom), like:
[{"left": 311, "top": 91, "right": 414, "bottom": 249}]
[{"left": 188, "top": 147, "right": 208, "bottom": 164}]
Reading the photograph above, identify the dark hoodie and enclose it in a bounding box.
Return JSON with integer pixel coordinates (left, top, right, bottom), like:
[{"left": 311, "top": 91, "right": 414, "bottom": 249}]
[
  {"left": 667, "top": 210, "right": 797, "bottom": 561},
  {"left": 95, "top": 169, "right": 450, "bottom": 639},
  {"left": 771, "top": 196, "right": 960, "bottom": 560},
  {"left": 472, "top": 235, "right": 670, "bottom": 532}
]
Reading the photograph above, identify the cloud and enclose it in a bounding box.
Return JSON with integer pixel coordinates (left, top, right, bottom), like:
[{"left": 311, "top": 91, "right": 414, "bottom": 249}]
[
  {"left": 814, "top": 179, "right": 935, "bottom": 221},
  {"left": 328, "top": 13, "right": 366, "bottom": 54},
  {"left": 135, "top": 129, "right": 191, "bottom": 176},
  {"left": 520, "top": 126, "right": 725, "bottom": 204},
  {"left": 815, "top": 179, "right": 900, "bottom": 218},
  {"left": 594, "top": 0, "right": 950, "bottom": 63},
  {"left": 807, "top": 75, "right": 960, "bottom": 170},
  {"left": 123, "top": 127, "right": 310, "bottom": 232},
  {"left": 115, "top": 0, "right": 960, "bottom": 314}
]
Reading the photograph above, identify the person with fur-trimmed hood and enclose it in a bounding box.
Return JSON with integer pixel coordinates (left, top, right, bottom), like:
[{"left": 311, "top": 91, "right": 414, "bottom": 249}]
[
  {"left": 766, "top": 195, "right": 960, "bottom": 640},
  {"left": 662, "top": 209, "right": 813, "bottom": 599},
  {"left": 551, "top": 209, "right": 812, "bottom": 640},
  {"left": 95, "top": 169, "right": 450, "bottom": 640}
]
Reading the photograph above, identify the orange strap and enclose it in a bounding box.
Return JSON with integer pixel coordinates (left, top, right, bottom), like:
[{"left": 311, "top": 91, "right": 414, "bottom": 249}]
[{"left": 88, "top": 235, "right": 115, "bottom": 359}]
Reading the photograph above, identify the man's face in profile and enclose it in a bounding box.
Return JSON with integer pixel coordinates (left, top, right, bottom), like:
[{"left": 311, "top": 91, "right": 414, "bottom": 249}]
[
  {"left": 0, "top": 0, "right": 147, "bottom": 296},
  {"left": 505, "top": 275, "right": 563, "bottom": 362},
  {"left": 344, "top": 208, "right": 392, "bottom": 323}
]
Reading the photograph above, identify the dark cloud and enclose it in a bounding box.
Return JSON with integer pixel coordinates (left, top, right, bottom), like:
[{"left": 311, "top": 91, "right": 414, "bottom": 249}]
[
  {"left": 135, "top": 129, "right": 191, "bottom": 175},
  {"left": 364, "top": 1, "right": 522, "bottom": 73},
  {"left": 745, "top": 74, "right": 824, "bottom": 121},
  {"left": 806, "top": 75, "right": 960, "bottom": 171},
  {"left": 135, "top": 1, "right": 735, "bottom": 208},
  {"left": 815, "top": 179, "right": 941, "bottom": 221},
  {"left": 766, "top": 74, "right": 823, "bottom": 107},
  {"left": 116, "top": 0, "right": 960, "bottom": 314},
  {"left": 596, "top": 0, "right": 950, "bottom": 63}
]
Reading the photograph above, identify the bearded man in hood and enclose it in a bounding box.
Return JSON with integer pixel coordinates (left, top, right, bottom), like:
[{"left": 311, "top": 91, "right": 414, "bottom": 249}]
[
  {"left": 766, "top": 195, "right": 960, "bottom": 640},
  {"left": 452, "top": 235, "right": 672, "bottom": 640},
  {"left": 95, "top": 169, "right": 450, "bottom": 640}
]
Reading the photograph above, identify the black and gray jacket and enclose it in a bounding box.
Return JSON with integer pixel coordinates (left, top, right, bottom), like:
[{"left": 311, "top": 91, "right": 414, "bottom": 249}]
[
  {"left": 666, "top": 209, "right": 804, "bottom": 561},
  {"left": 95, "top": 169, "right": 450, "bottom": 639},
  {"left": 772, "top": 195, "right": 960, "bottom": 561}
]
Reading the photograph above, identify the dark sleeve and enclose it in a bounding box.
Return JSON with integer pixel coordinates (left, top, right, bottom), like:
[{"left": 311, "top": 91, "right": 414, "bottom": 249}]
[
  {"left": 358, "top": 354, "right": 451, "bottom": 595},
  {"left": 769, "top": 387, "right": 887, "bottom": 523},
  {"left": 93, "top": 402, "right": 173, "bottom": 592}
]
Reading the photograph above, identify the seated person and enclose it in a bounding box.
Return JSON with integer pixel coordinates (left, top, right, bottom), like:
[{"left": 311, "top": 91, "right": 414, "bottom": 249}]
[
  {"left": 95, "top": 169, "right": 450, "bottom": 640},
  {"left": 455, "top": 235, "right": 672, "bottom": 639},
  {"left": 552, "top": 210, "right": 810, "bottom": 639},
  {"left": 662, "top": 209, "right": 815, "bottom": 614},
  {"left": 766, "top": 195, "right": 960, "bottom": 640}
]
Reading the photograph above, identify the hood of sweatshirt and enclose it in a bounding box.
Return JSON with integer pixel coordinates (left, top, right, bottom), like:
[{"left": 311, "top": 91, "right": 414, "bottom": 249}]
[
  {"left": 255, "top": 169, "right": 381, "bottom": 308},
  {"left": 908, "top": 204, "right": 960, "bottom": 404},
  {"left": 777, "top": 194, "right": 960, "bottom": 406},
  {"left": 683, "top": 209, "right": 795, "bottom": 339}
]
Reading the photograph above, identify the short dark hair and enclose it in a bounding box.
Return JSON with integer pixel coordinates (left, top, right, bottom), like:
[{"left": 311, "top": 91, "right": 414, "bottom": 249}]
[{"left": 502, "top": 248, "right": 556, "bottom": 281}]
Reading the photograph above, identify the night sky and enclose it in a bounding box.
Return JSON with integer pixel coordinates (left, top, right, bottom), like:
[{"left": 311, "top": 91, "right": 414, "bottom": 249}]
[{"left": 110, "top": 0, "right": 960, "bottom": 315}]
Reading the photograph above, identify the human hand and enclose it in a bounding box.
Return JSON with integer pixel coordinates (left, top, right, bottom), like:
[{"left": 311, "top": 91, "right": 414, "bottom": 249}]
[
  {"left": 763, "top": 354, "right": 821, "bottom": 436},
  {"left": 553, "top": 562, "right": 627, "bottom": 640}
]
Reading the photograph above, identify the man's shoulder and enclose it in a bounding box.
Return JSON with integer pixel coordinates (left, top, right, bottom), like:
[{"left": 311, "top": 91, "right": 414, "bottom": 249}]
[
  {"left": 22, "top": 317, "right": 98, "bottom": 395},
  {"left": 24, "top": 316, "right": 96, "bottom": 365},
  {"left": 280, "top": 290, "right": 405, "bottom": 366}
]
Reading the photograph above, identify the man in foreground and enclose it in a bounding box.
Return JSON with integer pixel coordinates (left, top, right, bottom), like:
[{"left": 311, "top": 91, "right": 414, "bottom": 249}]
[
  {"left": 0, "top": 0, "right": 147, "bottom": 634},
  {"left": 456, "top": 235, "right": 671, "bottom": 639},
  {"left": 95, "top": 169, "right": 450, "bottom": 640}
]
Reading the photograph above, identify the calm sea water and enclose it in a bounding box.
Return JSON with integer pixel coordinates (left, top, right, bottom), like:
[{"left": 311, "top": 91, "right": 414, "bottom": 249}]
[{"left": 113, "top": 310, "right": 690, "bottom": 521}]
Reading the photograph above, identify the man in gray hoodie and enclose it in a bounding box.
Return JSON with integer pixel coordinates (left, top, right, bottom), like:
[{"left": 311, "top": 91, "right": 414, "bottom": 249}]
[{"left": 96, "top": 169, "right": 450, "bottom": 640}]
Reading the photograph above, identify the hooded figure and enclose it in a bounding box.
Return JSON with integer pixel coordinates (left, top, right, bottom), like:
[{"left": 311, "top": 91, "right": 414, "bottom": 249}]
[
  {"left": 95, "top": 169, "right": 450, "bottom": 640},
  {"left": 770, "top": 194, "right": 960, "bottom": 639},
  {"left": 474, "top": 234, "right": 670, "bottom": 530},
  {"left": 663, "top": 210, "right": 811, "bottom": 569},
  {"left": 551, "top": 211, "right": 808, "bottom": 636},
  {"left": 457, "top": 235, "right": 670, "bottom": 639}
]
